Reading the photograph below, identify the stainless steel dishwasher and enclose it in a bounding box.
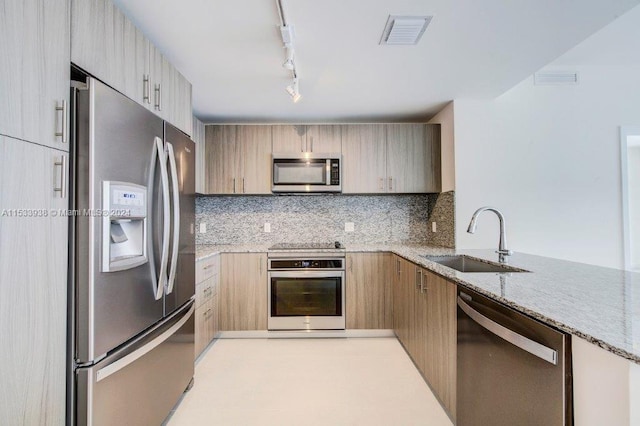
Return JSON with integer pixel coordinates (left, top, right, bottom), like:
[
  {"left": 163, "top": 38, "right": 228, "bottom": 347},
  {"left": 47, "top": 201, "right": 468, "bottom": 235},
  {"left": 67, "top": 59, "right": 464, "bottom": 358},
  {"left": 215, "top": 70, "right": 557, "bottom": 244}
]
[{"left": 457, "top": 288, "right": 572, "bottom": 425}]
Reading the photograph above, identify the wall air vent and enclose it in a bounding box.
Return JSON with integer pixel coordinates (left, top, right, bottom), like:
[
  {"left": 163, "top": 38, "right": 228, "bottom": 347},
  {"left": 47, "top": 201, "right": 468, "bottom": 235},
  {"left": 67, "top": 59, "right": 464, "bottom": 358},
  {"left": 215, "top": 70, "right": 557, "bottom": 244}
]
[
  {"left": 379, "top": 15, "right": 432, "bottom": 45},
  {"left": 534, "top": 71, "right": 579, "bottom": 85}
]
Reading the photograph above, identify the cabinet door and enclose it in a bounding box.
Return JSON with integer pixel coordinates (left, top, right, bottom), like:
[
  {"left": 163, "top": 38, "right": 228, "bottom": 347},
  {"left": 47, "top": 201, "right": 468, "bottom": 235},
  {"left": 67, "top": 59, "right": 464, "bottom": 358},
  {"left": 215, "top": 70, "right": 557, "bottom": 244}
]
[
  {"left": 306, "top": 125, "right": 342, "bottom": 153},
  {"left": 387, "top": 124, "right": 441, "bottom": 193},
  {"left": 193, "top": 117, "right": 206, "bottom": 193},
  {"left": 175, "top": 71, "right": 193, "bottom": 137},
  {"left": 272, "top": 125, "right": 306, "bottom": 153},
  {"left": 392, "top": 256, "right": 413, "bottom": 348},
  {"left": 342, "top": 125, "right": 386, "bottom": 193},
  {"left": 1, "top": 0, "right": 69, "bottom": 150},
  {"left": 0, "top": 137, "right": 68, "bottom": 424},
  {"left": 219, "top": 253, "right": 267, "bottom": 331},
  {"left": 425, "top": 270, "right": 457, "bottom": 418},
  {"left": 346, "top": 253, "right": 391, "bottom": 329},
  {"left": 205, "top": 125, "right": 237, "bottom": 194},
  {"left": 236, "top": 126, "right": 272, "bottom": 194}
]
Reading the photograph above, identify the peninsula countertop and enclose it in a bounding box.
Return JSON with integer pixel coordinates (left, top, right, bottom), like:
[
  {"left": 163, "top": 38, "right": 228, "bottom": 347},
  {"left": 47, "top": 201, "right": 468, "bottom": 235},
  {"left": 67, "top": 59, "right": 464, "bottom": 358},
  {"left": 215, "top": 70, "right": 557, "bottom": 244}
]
[{"left": 195, "top": 243, "right": 640, "bottom": 364}]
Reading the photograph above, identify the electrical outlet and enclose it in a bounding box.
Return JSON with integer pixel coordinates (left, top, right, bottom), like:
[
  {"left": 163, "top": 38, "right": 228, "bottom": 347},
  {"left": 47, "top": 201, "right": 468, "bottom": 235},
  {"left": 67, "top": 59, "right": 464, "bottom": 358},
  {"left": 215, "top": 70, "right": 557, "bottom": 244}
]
[
  {"left": 345, "top": 222, "right": 355, "bottom": 232},
  {"left": 432, "top": 221, "right": 437, "bottom": 233},
  {"left": 199, "top": 222, "right": 207, "bottom": 234},
  {"left": 264, "top": 222, "right": 271, "bottom": 233}
]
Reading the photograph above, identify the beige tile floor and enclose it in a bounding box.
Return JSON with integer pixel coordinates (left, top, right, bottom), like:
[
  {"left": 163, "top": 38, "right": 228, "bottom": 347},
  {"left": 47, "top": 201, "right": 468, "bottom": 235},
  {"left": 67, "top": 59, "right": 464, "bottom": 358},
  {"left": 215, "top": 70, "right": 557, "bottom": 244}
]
[{"left": 167, "top": 338, "right": 452, "bottom": 426}]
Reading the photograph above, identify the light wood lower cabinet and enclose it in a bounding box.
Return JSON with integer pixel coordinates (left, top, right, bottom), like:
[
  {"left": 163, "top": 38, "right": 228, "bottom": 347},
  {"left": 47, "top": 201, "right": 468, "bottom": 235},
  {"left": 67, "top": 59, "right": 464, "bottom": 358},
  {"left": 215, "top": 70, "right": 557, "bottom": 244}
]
[
  {"left": 195, "top": 255, "right": 220, "bottom": 359},
  {"left": 392, "top": 254, "right": 456, "bottom": 420},
  {"left": 346, "top": 253, "right": 392, "bottom": 329},
  {"left": 0, "top": 136, "right": 68, "bottom": 424},
  {"left": 219, "top": 253, "right": 268, "bottom": 331}
]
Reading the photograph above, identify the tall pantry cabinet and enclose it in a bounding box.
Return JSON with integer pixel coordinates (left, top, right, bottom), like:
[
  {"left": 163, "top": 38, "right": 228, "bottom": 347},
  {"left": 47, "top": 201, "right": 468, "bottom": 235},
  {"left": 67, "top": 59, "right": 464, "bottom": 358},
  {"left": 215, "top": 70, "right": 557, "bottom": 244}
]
[{"left": 0, "top": 0, "right": 70, "bottom": 424}]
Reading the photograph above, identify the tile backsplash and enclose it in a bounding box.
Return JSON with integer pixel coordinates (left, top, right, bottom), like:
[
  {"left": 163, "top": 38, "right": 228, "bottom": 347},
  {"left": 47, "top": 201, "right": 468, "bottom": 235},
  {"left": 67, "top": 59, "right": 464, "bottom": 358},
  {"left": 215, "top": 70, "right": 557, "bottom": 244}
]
[{"left": 196, "top": 192, "right": 455, "bottom": 247}]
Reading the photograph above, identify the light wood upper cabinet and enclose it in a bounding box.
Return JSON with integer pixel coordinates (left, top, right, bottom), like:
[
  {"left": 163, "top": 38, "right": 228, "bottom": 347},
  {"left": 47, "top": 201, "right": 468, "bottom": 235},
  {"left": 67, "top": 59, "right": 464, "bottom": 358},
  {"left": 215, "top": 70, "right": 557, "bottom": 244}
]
[
  {"left": 272, "top": 125, "right": 306, "bottom": 153},
  {"left": 193, "top": 117, "right": 206, "bottom": 193},
  {"left": 0, "top": 136, "right": 68, "bottom": 424},
  {"left": 236, "top": 126, "right": 273, "bottom": 194},
  {"left": 342, "top": 124, "right": 387, "bottom": 193},
  {"left": 346, "top": 253, "right": 392, "bottom": 329},
  {"left": 272, "top": 125, "right": 341, "bottom": 153},
  {"left": 205, "top": 125, "right": 237, "bottom": 194},
  {"left": 387, "top": 124, "right": 441, "bottom": 193},
  {"left": 0, "top": 0, "right": 70, "bottom": 150},
  {"left": 306, "top": 125, "right": 342, "bottom": 153},
  {"left": 71, "top": 0, "right": 192, "bottom": 136},
  {"left": 219, "top": 253, "right": 268, "bottom": 331},
  {"left": 204, "top": 125, "right": 272, "bottom": 195}
]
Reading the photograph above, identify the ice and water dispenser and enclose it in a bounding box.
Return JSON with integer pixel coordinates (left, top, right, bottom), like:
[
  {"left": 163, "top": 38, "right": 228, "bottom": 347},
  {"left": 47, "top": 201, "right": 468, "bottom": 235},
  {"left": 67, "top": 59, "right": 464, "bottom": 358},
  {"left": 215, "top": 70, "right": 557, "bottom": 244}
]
[{"left": 102, "top": 181, "right": 148, "bottom": 272}]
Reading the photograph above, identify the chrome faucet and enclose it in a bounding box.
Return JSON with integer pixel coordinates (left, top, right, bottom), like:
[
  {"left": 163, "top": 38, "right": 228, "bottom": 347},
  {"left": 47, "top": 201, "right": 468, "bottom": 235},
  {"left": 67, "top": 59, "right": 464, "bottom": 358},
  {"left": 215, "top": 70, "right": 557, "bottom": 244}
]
[{"left": 467, "top": 206, "right": 513, "bottom": 263}]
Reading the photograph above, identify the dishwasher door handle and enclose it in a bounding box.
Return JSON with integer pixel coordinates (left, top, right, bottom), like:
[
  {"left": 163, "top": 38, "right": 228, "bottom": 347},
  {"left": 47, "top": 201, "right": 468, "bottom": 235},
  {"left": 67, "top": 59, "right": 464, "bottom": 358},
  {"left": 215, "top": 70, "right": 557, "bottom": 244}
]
[{"left": 457, "top": 296, "right": 558, "bottom": 365}]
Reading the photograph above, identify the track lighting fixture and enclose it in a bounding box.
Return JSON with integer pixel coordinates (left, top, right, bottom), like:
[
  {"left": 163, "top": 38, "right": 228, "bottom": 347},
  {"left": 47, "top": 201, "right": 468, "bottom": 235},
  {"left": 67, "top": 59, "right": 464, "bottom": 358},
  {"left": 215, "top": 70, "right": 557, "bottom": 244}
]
[
  {"left": 282, "top": 45, "right": 295, "bottom": 70},
  {"left": 276, "top": 1, "right": 303, "bottom": 102},
  {"left": 285, "top": 78, "right": 302, "bottom": 103}
]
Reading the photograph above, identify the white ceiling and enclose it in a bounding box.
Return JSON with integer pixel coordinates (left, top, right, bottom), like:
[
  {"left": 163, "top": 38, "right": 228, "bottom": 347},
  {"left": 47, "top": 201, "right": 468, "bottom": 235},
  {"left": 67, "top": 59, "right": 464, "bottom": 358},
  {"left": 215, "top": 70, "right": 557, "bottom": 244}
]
[{"left": 112, "top": 0, "right": 639, "bottom": 123}]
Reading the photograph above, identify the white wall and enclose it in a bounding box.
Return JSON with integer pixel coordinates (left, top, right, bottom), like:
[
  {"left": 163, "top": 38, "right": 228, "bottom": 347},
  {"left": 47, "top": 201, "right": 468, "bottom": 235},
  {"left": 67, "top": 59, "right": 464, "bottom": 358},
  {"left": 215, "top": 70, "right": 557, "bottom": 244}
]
[
  {"left": 453, "top": 5, "right": 640, "bottom": 269},
  {"left": 428, "top": 102, "right": 455, "bottom": 192}
]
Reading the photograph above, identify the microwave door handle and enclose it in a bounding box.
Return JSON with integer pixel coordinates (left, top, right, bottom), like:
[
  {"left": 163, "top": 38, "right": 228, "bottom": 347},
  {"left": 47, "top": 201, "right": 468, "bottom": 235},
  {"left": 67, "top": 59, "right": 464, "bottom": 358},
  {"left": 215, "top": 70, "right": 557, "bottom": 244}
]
[
  {"left": 166, "top": 142, "right": 180, "bottom": 295},
  {"left": 326, "top": 159, "right": 330, "bottom": 185}
]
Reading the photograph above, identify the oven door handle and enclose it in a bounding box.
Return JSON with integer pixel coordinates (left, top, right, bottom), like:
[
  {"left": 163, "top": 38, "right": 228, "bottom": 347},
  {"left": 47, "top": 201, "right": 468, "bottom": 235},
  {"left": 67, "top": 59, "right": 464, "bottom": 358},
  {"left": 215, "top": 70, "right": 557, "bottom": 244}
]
[{"left": 268, "top": 271, "right": 345, "bottom": 278}]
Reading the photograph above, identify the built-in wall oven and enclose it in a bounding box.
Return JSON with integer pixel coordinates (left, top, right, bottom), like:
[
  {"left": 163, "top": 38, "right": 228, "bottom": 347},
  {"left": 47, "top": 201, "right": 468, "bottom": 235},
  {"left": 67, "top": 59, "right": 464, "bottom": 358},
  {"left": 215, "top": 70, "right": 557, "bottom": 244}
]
[{"left": 267, "top": 246, "right": 346, "bottom": 330}]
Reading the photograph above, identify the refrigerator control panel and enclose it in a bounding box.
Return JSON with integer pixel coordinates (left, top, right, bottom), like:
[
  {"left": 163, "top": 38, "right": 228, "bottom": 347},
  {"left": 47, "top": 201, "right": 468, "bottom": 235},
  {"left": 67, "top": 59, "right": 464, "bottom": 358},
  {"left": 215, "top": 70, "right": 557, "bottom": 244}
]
[{"left": 102, "top": 181, "right": 148, "bottom": 273}]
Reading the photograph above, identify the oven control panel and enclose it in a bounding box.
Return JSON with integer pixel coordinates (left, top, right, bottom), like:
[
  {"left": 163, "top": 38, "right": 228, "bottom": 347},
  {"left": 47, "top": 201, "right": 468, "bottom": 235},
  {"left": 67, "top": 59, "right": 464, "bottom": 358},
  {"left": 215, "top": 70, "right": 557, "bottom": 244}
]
[{"left": 268, "top": 258, "right": 345, "bottom": 270}]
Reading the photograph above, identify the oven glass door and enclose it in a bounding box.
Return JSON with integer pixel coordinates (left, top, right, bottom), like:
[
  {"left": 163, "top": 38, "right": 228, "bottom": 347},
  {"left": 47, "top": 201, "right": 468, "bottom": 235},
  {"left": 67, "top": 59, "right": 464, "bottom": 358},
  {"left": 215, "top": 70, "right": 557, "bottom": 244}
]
[
  {"left": 270, "top": 275, "right": 342, "bottom": 317},
  {"left": 273, "top": 159, "right": 327, "bottom": 186}
]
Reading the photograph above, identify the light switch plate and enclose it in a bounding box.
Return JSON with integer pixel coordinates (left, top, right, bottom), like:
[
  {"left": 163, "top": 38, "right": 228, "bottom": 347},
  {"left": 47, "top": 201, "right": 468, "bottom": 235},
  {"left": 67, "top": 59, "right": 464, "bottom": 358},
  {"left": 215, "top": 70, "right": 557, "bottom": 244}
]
[
  {"left": 432, "top": 222, "right": 437, "bottom": 233},
  {"left": 264, "top": 222, "right": 271, "bottom": 233},
  {"left": 199, "top": 222, "right": 207, "bottom": 234},
  {"left": 345, "top": 222, "right": 355, "bottom": 232}
]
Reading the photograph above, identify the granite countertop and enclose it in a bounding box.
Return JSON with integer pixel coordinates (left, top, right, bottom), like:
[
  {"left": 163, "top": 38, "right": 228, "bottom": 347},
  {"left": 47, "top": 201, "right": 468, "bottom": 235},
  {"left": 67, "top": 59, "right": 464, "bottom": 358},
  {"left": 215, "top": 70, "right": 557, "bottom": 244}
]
[{"left": 195, "top": 243, "right": 640, "bottom": 364}]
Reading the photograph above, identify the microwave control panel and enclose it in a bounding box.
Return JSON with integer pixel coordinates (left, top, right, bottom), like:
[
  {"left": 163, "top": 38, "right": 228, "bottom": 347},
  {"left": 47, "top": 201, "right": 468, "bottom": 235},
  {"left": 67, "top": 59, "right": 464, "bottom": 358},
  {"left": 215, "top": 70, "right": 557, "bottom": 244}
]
[{"left": 330, "top": 160, "right": 340, "bottom": 185}]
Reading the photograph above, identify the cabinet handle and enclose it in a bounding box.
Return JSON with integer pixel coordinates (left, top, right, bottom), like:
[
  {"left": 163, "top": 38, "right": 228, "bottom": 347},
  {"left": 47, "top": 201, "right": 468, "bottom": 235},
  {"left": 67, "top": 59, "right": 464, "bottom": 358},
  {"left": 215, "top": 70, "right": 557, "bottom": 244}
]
[
  {"left": 53, "top": 155, "right": 67, "bottom": 198},
  {"left": 421, "top": 271, "right": 427, "bottom": 294},
  {"left": 143, "top": 74, "right": 150, "bottom": 104},
  {"left": 242, "top": 178, "right": 245, "bottom": 194},
  {"left": 310, "top": 136, "right": 313, "bottom": 152},
  {"left": 301, "top": 140, "right": 304, "bottom": 152},
  {"left": 396, "top": 259, "right": 401, "bottom": 275},
  {"left": 349, "top": 258, "right": 353, "bottom": 272},
  {"left": 154, "top": 84, "right": 162, "bottom": 111},
  {"left": 415, "top": 268, "right": 422, "bottom": 290},
  {"left": 378, "top": 178, "right": 384, "bottom": 191},
  {"left": 388, "top": 176, "right": 393, "bottom": 191},
  {"left": 259, "top": 258, "right": 263, "bottom": 275},
  {"left": 232, "top": 178, "right": 236, "bottom": 194},
  {"left": 55, "top": 100, "right": 68, "bottom": 143}
]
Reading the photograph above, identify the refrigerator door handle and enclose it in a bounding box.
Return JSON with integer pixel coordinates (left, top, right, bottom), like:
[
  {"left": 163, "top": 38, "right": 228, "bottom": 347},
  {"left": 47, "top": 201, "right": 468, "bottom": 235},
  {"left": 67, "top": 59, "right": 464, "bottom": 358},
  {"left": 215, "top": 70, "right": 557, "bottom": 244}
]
[
  {"left": 166, "top": 142, "right": 180, "bottom": 295},
  {"left": 95, "top": 303, "right": 194, "bottom": 382},
  {"left": 148, "top": 136, "right": 170, "bottom": 300},
  {"left": 457, "top": 296, "right": 558, "bottom": 365}
]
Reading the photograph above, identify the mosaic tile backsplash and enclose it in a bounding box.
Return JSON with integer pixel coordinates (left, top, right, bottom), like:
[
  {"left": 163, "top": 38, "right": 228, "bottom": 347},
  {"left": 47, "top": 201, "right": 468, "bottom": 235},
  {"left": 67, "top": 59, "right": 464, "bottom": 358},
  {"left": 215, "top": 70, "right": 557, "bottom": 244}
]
[{"left": 196, "top": 192, "right": 455, "bottom": 247}]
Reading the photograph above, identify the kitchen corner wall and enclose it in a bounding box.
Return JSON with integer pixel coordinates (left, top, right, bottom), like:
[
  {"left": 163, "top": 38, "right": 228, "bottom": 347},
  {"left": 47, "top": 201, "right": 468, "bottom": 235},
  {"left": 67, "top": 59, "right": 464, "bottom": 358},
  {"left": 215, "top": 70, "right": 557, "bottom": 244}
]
[{"left": 196, "top": 192, "right": 455, "bottom": 247}]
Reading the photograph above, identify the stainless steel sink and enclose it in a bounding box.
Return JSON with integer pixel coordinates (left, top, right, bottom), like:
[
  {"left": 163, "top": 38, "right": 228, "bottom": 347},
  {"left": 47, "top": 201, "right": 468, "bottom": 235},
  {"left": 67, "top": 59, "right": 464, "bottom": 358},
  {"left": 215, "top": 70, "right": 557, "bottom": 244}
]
[{"left": 422, "top": 255, "right": 528, "bottom": 273}]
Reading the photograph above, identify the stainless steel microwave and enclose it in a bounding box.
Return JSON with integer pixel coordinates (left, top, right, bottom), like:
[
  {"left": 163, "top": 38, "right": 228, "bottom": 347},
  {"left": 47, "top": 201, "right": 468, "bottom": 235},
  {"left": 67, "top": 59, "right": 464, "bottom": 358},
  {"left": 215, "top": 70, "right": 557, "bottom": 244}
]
[{"left": 272, "top": 153, "right": 342, "bottom": 193}]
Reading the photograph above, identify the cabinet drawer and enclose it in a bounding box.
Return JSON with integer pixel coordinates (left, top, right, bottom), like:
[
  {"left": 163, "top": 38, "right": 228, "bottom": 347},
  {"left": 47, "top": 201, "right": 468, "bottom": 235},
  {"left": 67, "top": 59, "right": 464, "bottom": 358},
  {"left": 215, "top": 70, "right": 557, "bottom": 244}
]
[
  {"left": 196, "top": 255, "right": 219, "bottom": 283},
  {"left": 195, "top": 276, "right": 216, "bottom": 308}
]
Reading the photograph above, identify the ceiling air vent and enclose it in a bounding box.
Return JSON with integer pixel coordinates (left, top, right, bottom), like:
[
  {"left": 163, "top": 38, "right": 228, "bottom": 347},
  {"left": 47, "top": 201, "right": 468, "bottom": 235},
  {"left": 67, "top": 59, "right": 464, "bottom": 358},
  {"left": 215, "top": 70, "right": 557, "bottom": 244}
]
[
  {"left": 380, "top": 15, "right": 432, "bottom": 45},
  {"left": 534, "top": 71, "right": 579, "bottom": 85}
]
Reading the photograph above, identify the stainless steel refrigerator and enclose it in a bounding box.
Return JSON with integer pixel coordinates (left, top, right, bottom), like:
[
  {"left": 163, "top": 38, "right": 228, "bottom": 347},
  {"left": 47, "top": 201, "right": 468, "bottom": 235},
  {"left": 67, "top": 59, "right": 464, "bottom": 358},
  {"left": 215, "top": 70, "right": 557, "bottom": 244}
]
[{"left": 68, "top": 75, "right": 195, "bottom": 425}]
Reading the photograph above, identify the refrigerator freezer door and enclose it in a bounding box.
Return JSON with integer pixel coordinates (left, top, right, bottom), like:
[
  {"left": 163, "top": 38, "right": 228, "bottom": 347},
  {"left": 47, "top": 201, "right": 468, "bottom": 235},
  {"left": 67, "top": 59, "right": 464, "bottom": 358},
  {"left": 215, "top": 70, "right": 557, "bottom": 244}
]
[
  {"left": 75, "top": 78, "right": 165, "bottom": 363},
  {"left": 76, "top": 301, "right": 194, "bottom": 426},
  {"left": 163, "top": 122, "right": 195, "bottom": 315}
]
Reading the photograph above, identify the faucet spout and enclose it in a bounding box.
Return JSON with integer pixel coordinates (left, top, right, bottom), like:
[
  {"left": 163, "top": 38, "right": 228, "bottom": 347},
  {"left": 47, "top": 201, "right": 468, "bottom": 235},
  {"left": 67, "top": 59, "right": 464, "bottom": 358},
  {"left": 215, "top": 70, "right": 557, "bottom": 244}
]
[{"left": 467, "top": 206, "right": 513, "bottom": 263}]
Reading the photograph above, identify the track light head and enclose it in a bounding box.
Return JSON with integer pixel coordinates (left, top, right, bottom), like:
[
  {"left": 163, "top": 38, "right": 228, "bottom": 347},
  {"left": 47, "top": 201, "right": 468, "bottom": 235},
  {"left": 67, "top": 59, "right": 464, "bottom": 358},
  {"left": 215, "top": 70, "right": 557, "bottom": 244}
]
[{"left": 285, "top": 78, "right": 302, "bottom": 103}]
